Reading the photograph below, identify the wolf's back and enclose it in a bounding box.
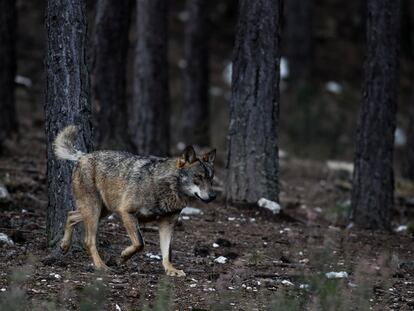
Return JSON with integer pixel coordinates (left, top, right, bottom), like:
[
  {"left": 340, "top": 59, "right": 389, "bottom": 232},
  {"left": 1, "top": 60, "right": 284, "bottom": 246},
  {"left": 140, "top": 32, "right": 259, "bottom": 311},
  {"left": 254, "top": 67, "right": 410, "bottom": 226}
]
[{"left": 53, "top": 126, "right": 85, "bottom": 161}]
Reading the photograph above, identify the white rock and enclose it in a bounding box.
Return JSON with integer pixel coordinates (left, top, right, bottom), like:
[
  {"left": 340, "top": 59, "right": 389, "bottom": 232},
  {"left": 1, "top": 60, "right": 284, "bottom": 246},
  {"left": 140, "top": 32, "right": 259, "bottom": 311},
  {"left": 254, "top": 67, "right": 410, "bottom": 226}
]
[
  {"left": 281, "top": 280, "right": 294, "bottom": 286},
  {"left": 145, "top": 253, "right": 161, "bottom": 261},
  {"left": 115, "top": 304, "right": 122, "bottom": 311},
  {"left": 395, "top": 225, "right": 408, "bottom": 233},
  {"left": 280, "top": 57, "right": 289, "bottom": 80},
  {"left": 0, "top": 288, "right": 6, "bottom": 292},
  {"left": 212, "top": 243, "right": 219, "bottom": 248},
  {"left": 278, "top": 149, "right": 288, "bottom": 159},
  {"left": 326, "top": 161, "right": 354, "bottom": 174},
  {"left": 176, "top": 142, "right": 186, "bottom": 151},
  {"left": 325, "top": 81, "right": 343, "bottom": 94},
  {"left": 0, "top": 233, "right": 14, "bottom": 246},
  {"left": 0, "top": 185, "right": 10, "bottom": 201},
  {"left": 189, "top": 284, "right": 197, "bottom": 288},
  {"left": 181, "top": 207, "right": 203, "bottom": 216},
  {"left": 258, "top": 198, "right": 281, "bottom": 215},
  {"left": 181, "top": 216, "right": 190, "bottom": 220},
  {"left": 299, "top": 284, "right": 309, "bottom": 289},
  {"left": 227, "top": 217, "right": 236, "bottom": 221},
  {"left": 395, "top": 127, "right": 406, "bottom": 147},
  {"left": 223, "top": 62, "right": 232, "bottom": 86},
  {"left": 15, "top": 75, "right": 33, "bottom": 88},
  {"left": 209, "top": 86, "right": 224, "bottom": 97},
  {"left": 177, "top": 11, "right": 189, "bottom": 22},
  {"left": 325, "top": 271, "right": 348, "bottom": 279},
  {"left": 178, "top": 59, "right": 187, "bottom": 69},
  {"left": 214, "top": 256, "right": 228, "bottom": 264}
]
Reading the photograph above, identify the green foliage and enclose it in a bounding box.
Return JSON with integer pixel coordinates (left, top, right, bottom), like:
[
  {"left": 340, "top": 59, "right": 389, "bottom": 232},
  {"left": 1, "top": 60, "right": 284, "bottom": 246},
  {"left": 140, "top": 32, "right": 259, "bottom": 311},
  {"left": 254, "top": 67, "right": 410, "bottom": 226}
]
[
  {"left": 152, "top": 278, "right": 174, "bottom": 311},
  {"left": 78, "top": 277, "right": 108, "bottom": 311}
]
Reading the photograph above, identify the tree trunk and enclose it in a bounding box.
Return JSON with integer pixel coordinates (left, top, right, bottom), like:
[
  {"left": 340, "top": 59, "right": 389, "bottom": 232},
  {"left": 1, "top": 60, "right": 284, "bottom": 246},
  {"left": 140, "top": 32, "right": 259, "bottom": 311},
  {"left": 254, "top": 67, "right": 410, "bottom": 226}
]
[
  {"left": 351, "top": 0, "right": 400, "bottom": 230},
  {"left": 181, "top": 0, "right": 210, "bottom": 147},
  {"left": 226, "top": 0, "right": 281, "bottom": 205},
  {"left": 0, "top": 0, "right": 18, "bottom": 151},
  {"left": 407, "top": 100, "right": 414, "bottom": 179},
  {"left": 92, "top": 0, "right": 133, "bottom": 151},
  {"left": 284, "top": 0, "right": 313, "bottom": 84},
  {"left": 45, "top": 0, "right": 93, "bottom": 247},
  {"left": 130, "top": 0, "right": 169, "bottom": 156}
]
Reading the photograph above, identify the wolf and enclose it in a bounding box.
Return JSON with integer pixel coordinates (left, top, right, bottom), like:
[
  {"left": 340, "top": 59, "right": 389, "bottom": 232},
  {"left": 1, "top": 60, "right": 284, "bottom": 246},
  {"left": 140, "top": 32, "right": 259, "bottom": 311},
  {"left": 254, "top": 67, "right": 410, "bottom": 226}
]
[{"left": 54, "top": 126, "right": 216, "bottom": 276}]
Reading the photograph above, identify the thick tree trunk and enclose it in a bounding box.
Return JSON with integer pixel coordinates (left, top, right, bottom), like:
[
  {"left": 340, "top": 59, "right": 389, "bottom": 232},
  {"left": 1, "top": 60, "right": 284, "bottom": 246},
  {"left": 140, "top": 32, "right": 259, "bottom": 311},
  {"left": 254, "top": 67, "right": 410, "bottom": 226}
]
[
  {"left": 181, "top": 0, "right": 210, "bottom": 146},
  {"left": 226, "top": 0, "right": 281, "bottom": 205},
  {"left": 284, "top": 0, "right": 313, "bottom": 84},
  {"left": 92, "top": 0, "right": 132, "bottom": 151},
  {"left": 130, "top": 0, "right": 169, "bottom": 156},
  {"left": 407, "top": 100, "right": 414, "bottom": 179},
  {"left": 45, "top": 0, "right": 93, "bottom": 247},
  {"left": 0, "top": 0, "right": 18, "bottom": 150},
  {"left": 351, "top": 0, "right": 400, "bottom": 230}
]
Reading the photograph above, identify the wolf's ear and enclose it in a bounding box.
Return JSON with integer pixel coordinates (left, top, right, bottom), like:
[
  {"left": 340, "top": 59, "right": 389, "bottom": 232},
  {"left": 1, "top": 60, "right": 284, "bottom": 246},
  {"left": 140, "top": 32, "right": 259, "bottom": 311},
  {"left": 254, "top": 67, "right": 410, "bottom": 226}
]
[
  {"left": 202, "top": 149, "right": 216, "bottom": 164},
  {"left": 177, "top": 145, "right": 197, "bottom": 168}
]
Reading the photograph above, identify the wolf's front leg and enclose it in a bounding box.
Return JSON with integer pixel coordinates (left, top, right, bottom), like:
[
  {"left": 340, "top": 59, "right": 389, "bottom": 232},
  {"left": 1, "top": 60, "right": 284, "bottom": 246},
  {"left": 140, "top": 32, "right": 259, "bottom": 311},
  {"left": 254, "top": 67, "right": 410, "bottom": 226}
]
[{"left": 158, "top": 215, "right": 185, "bottom": 277}]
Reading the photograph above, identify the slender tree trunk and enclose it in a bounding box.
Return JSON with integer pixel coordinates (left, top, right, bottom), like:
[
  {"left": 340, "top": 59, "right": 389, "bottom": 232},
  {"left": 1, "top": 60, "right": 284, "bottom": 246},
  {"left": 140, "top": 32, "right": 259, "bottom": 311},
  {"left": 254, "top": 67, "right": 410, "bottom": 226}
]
[
  {"left": 351, "top": 0, "right": 400, "bottom": 230},
  {"left": 181, "top": 0, "right": 210, "bottom": 146},
  {"left": 407, "top": 101, "right": 414, "bottom": 179},
  {"left": 92, "top": 0, "right": 132, "bottom": 151},
  {"left": 226, "top": 0, "right": 281, "bottom": 205},
  {"left": 130, "top": 0, "right": 169, "bottom": 156},
  {"left": 284, "top": 0, "right": 313, "bottom": 84},
  {"left": 0, "top": 0, "right": 18, "bottom": 151},
  {"left": 45, "top": 0, "right": 93, "bottom": 247}
]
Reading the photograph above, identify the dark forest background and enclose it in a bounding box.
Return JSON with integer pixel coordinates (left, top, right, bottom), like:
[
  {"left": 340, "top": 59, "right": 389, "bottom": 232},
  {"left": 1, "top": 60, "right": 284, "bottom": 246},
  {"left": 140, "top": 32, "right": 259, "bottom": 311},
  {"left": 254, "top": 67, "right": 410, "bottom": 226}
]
[{"left": 10, "top": 0, "right": 413, "bottom": 166}]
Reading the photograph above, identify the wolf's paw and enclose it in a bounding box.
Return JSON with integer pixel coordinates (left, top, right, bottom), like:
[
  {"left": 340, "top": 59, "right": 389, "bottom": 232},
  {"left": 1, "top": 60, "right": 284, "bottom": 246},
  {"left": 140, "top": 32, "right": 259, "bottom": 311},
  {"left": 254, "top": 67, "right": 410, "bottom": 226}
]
[
  {"left": 60, "top": 241, "right": 70, "bottom": 254},
  {"left": 166, "top": 268, "right": 186, "bottom": 277}
]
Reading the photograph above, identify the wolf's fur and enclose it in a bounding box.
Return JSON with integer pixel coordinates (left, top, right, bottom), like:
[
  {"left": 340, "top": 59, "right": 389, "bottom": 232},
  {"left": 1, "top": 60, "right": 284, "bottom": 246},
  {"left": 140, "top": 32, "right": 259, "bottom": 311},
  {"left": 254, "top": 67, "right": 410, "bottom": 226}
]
[{"left": 56, "top": 126, "right": 216, "bottom": 276}]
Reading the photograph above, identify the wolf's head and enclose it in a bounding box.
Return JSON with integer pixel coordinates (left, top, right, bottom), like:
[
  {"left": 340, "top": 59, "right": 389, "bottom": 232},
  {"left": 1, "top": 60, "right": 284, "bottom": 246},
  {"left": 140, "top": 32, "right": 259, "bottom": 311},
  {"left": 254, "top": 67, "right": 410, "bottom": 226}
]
[{"left": 177, "top": 146, "right": 217, "bottom": 203}]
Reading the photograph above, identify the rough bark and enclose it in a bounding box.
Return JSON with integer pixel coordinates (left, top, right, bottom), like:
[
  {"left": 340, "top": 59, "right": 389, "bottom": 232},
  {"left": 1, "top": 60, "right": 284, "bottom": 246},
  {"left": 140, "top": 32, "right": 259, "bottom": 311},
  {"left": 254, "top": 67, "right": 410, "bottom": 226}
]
[
  {"left": 181, "top": 0, "right": 210, "bottom": 146},
  {"left": 0, "top": 0, "right": 18, "bottom": 150},
  {"left": 45, "top": 0, "right": 93, "bottom": 247},
  {"left": 226, "top": 0, "right": 281, "bottom": 205},
  {"left": 130, "top": 0, "right": 169, "bottom": 156},
  {"left": 284, "top": 0, "right": 313, "bottom": 84},
  {"left": 92, "top": 0, "right": 132, "bottom": 151},
  {"left": 351, "top": 0, "right": 400, "bottom": 230},
  {"left": 407, "top": 101, "right": 414, "bottom": 179}
]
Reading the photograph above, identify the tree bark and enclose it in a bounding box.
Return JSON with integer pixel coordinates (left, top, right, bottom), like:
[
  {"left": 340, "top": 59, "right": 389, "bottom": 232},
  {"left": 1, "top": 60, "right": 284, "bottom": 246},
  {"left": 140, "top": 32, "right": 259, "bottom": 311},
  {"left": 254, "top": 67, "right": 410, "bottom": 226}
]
[
  {"left": 226, "top": 0, "right": 281, "bottom": 205},
  {"left": 181, "top": 0, "right": 210, "bottom": 147},
  {"left": 351, "top": 0, "right": 400, "bottom": 230},
  {"left": 45, "top": 0, "right": 93, "bottom": 247},
  {"left": 0, "top": 0, "right": 18, "bottom": 150},
  {"left": 130, "top": 0, "right": 169, "bottom": 156},
  {"left": 284, "top": 0, "right": 313, "bottom": 84},
  {"left": 407, "top": 100, "right": 414, "bottom": 179},
  {"left": 92, "top": 0, "right": 132, "bottom": 151}
]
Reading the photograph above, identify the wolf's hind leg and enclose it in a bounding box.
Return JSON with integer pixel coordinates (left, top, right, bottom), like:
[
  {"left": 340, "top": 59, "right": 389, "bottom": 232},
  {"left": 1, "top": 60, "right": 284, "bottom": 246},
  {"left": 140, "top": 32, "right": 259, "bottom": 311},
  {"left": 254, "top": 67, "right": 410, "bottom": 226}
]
[
  {"left": 60, "top": 210, "right": 83, "bottom": 254},
  {"left": 119, "top": 211, "right": 144, "bottom": 262},
  {"left": 82, "top": 202, "right": 109, "bottom": 271}
]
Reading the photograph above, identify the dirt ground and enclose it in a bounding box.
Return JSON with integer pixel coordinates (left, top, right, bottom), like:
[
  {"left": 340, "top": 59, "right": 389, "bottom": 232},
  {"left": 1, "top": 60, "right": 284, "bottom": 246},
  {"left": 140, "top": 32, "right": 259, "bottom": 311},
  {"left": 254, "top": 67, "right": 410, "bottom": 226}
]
[
  {"left": 0, "top": 1, "right": 413, "bottom": 309},
  {"left": 0, "top": 115, "right": 413, "bottom": 311}
]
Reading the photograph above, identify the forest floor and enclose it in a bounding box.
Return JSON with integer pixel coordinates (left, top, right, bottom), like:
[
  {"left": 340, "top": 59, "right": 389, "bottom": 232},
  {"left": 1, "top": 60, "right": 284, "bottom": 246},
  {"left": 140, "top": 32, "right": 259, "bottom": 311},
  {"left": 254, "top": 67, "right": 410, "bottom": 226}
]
[{"left": 0, "top": 116, "right": 414, "bottom": 311}]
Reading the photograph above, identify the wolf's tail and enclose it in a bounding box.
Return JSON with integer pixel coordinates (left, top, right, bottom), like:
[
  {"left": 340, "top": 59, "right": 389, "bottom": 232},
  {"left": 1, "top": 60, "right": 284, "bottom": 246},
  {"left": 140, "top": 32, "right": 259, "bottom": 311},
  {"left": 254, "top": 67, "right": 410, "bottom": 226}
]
[{"left": 53, "top": 126, "right": 85, "bottom": 161}]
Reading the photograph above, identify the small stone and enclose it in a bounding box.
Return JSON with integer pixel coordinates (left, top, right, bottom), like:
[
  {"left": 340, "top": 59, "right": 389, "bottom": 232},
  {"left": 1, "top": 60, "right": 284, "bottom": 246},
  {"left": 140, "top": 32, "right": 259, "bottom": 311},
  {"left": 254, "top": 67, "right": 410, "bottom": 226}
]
[
  {"left": 325, "top": 271, "right": 348, "bottom": 279},
  {"left": 0, "top": 233, "right": 14, "bottom": 246},
  {"left": 181, "top": 207, "right": 203, "bottom": 216},
  {"left": 214, "top": 256, "right": 228, "bottom": 264}
]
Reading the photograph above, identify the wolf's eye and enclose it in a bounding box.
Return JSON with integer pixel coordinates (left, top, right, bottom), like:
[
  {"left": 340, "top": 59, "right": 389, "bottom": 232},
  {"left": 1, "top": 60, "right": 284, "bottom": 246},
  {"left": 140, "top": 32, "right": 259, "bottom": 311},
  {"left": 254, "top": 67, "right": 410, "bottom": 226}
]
[{"left": 194, "top": 179, "right": 201, "bottom": 186}]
